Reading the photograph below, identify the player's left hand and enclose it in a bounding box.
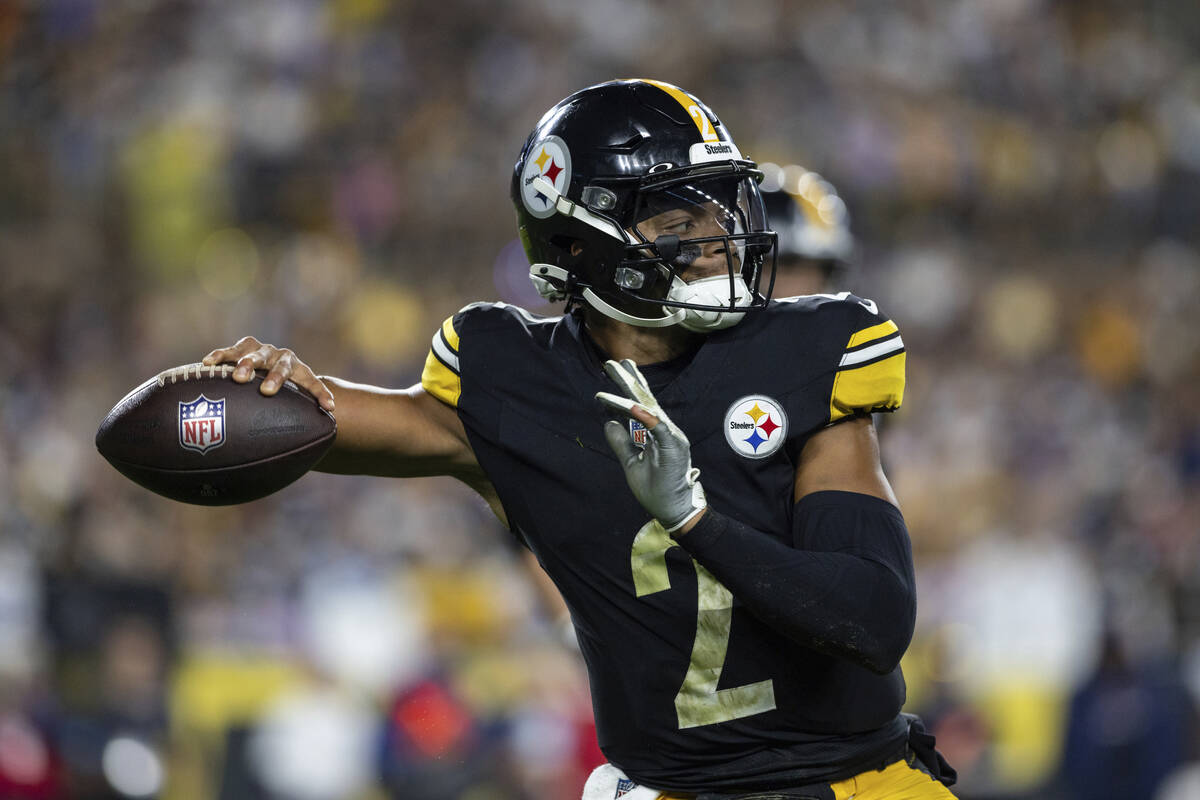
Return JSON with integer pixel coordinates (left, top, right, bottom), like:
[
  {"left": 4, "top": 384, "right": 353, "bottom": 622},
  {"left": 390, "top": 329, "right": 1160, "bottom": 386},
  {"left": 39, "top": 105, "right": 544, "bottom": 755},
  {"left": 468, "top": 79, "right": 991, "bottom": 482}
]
[{"left": 595, "top": 359, "right": 707, "bottom": 532}]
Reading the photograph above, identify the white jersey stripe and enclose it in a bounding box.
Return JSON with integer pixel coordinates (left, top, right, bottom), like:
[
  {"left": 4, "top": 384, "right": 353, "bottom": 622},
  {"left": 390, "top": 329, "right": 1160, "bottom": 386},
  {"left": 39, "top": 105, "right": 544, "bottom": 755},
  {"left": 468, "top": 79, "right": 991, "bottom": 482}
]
[
  {"left": 431, "top": 331, "right": 460, "bottom": 373},
  {"left": 839, "top": 335, "right": 904, "bottom": 368}
]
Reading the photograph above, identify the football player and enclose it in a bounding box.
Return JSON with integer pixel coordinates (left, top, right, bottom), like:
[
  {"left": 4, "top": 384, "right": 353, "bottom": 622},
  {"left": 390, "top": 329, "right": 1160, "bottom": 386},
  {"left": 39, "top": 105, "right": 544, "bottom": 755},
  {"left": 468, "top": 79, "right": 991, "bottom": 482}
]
[
  {"left": 203, "top": 79, "right": 957, "bottom": 799},
  {"left": 759, "top": 164, "right": 855, "bottom": 297}
]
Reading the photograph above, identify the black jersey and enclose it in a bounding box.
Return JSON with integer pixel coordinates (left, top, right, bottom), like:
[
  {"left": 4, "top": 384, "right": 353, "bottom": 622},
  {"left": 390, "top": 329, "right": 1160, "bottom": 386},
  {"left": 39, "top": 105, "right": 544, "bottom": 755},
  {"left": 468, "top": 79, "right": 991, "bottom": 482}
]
[{"left": 420, "top": 293, "right": 910, "bottom": 792}]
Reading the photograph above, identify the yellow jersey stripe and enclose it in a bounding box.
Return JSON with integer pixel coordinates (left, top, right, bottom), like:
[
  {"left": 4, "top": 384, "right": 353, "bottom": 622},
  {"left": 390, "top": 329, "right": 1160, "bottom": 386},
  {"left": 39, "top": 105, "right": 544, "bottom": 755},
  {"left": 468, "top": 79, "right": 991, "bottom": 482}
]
[
  {"left": 421, "top": 349, "right": 461, "bottom": 407},
  {"left": 847, "top": 319, "right": 899, "bottom": 349},
  {"left": 422, "top": 316, "right": 462, "bottom": 407},
  {"left": 829, "top": 352, "right": 905, "bottom": 423},
  {"left": 441, "top": 315, "right": 460, "bottom": 351},
  {"left": 639, "top": 79, "right": 719, "bottom": 141}
]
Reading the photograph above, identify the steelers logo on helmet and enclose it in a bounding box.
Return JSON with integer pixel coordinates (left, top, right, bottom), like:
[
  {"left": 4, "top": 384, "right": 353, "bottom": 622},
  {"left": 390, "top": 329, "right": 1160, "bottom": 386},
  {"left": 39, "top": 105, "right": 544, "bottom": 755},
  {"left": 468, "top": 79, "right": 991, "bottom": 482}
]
[
  {"left": 520, "top": 135, "right": 572, "bottom": 219},
  {"left": 724, "top": 395, "right": 787, "bottom": 459}
]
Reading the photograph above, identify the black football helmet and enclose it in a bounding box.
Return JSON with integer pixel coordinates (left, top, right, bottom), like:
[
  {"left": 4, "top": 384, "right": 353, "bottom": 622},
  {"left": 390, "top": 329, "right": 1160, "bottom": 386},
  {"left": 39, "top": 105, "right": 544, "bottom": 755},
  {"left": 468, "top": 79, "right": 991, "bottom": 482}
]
[
  {"left": 511, "top": 79, "right": 777, "bottom": 331},
  {"left": 758, "top": 163, "right": 854, "bottom": 291}
]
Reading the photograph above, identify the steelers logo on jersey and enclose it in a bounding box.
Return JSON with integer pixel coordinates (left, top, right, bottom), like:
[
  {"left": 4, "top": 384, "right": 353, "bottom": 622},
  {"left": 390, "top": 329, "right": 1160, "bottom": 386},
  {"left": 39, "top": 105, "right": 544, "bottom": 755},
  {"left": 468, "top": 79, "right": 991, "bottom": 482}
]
[
  {"left": 724, "top": 395, "right": 787, "bottom": 459},
  {"left": 520, "top": 135, "right": 572, "bottom": 219}
]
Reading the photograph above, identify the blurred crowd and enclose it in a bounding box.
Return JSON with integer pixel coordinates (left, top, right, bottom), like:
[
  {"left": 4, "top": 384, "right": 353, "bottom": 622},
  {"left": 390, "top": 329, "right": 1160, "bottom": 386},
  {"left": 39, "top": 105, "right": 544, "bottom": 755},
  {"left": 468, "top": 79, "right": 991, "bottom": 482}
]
[{"left": 1, "top": 0, "right": 1199, "bottom": 798}]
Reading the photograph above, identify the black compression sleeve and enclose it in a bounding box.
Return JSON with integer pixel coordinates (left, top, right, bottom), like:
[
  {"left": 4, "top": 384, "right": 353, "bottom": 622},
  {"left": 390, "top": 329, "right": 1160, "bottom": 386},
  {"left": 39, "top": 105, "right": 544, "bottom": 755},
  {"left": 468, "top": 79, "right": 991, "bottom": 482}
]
[{"left": 675, "top": 490, "right": 917, "bottom": 675}]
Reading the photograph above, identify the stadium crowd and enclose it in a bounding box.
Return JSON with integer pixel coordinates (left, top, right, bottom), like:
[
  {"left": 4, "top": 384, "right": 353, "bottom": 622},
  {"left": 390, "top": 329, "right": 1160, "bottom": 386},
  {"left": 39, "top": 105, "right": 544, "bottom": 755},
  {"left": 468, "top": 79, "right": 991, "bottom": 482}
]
[{"left": 0, "top": 1, "right": 1198, "bottom": 798}]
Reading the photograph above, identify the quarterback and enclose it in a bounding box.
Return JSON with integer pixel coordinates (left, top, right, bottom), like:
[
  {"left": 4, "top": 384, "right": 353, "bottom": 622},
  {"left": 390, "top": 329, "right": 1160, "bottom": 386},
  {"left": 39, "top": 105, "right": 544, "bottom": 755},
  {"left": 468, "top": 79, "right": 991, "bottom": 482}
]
[{"left": 204, "top": 80, "right": 957, "bottom": 799}]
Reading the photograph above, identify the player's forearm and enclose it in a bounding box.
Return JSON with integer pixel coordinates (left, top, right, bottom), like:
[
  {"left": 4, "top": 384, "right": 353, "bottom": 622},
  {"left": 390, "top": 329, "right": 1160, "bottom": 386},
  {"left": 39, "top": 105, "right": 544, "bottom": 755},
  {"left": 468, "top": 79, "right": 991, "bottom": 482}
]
[
  {"left": 676, "top": 491, "right": 916, "bottom": 675},
  {"left": 313, "top": 379, "right": 475, "bottom": 478}
]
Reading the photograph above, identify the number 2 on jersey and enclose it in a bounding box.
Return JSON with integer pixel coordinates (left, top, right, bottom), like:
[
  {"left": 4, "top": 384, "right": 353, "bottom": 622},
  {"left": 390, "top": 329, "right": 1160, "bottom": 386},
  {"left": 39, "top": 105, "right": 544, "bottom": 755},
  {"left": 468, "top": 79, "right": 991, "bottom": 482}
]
[{"left": 631, "top": 521, "right": 776, "bottom": 729}]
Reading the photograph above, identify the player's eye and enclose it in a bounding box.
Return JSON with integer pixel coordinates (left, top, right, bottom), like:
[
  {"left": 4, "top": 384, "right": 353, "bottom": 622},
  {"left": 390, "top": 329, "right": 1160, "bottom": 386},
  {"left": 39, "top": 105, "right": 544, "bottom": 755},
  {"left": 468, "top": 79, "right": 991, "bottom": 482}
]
[{"left": 660, "top": 216, "right": 694, "bottom": 235}]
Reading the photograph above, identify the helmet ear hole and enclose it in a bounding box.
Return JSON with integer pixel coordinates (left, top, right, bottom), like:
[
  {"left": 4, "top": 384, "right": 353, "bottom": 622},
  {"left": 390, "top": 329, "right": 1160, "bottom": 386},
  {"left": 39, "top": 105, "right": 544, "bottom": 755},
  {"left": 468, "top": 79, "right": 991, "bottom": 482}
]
[{"left": 548, "top": 234, "right": 583, "bottom": 258}]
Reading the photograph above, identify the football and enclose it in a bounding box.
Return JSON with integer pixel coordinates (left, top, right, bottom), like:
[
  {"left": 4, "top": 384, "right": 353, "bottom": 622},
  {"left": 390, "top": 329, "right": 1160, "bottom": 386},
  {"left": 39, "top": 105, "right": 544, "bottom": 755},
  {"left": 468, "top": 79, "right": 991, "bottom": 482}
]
[{"left": 96, "top": 362, "right": 337, "bottom": 506}]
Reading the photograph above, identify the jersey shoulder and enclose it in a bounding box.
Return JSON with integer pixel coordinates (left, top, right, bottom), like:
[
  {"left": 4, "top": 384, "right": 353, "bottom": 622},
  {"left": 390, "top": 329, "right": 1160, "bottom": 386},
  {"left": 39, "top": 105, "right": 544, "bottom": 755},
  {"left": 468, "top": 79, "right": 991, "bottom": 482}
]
[
  {"left": 420, "top": 302, "right": 562, "bottom": 408},
  {"left": 765, "top": 292, "right": 907, "bottom": 422}
]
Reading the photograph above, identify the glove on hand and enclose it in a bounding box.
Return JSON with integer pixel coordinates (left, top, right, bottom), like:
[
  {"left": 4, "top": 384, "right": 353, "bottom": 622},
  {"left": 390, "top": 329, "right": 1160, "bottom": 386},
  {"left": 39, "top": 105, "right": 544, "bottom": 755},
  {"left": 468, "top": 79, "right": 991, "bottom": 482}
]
[{"left": 595, "top": 359, "right": 707, "bottom": 532}]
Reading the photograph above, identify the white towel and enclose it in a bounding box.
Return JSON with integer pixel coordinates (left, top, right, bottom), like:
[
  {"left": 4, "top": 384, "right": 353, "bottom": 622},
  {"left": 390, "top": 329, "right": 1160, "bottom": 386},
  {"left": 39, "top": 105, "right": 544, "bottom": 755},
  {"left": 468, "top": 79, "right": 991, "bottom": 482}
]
[{"left": 581, "top": 763, "right": 663, "bottom": 800}]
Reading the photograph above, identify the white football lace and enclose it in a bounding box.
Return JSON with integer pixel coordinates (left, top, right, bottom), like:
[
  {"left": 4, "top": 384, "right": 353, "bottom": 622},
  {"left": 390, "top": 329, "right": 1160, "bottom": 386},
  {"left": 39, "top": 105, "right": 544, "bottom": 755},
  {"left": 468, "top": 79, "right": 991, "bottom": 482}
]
[{"left": 156, "top": 362, "right": 234, "bottom": 387}]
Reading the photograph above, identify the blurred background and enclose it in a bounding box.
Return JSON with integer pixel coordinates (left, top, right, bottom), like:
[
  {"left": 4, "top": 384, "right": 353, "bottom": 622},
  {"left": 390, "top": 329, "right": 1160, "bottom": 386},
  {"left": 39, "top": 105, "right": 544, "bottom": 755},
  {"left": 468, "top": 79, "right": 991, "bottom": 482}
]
[{"left": 1, "top": 0, "right": 1199, "bottom": 798}]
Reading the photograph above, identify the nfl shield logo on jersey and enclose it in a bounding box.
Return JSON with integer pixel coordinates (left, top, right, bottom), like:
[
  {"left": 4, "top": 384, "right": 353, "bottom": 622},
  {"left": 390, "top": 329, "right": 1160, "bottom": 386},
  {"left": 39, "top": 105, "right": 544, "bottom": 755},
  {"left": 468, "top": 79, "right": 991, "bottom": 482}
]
[
  {"left": 614, "top": 777, "right": 636, "bottom": 798},
  {"left": 178, "top": 395, "right": 226, "bottom": 454}
]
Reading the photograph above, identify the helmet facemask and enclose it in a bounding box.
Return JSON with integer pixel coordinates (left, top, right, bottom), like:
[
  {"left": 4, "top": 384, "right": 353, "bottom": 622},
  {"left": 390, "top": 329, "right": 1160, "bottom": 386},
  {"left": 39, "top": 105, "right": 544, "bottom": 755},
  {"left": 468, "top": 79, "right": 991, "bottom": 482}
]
[
  {"left": 630, "top": 170, "right": 776, "bottom": 330},
  {"left": 607, "top": 166, "right": 777, "bottom": 331}
]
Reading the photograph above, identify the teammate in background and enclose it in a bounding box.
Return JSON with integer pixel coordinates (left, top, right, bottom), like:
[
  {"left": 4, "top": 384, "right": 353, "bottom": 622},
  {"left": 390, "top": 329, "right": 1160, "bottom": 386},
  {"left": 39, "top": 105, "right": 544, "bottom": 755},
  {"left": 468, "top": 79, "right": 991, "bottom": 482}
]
[
  {"left": 758, "top": 163, "right": 855, "bottom": 297},
  {"left": 202, "top": 79, "right": 956, "bottom": 799}
]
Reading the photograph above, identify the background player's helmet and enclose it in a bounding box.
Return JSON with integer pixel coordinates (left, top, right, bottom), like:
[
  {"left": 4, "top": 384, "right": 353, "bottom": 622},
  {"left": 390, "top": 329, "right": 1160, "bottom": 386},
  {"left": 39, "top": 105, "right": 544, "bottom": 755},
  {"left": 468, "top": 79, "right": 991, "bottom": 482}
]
[
  {"left": 757, "top": 163, "right": 854, "bottom": 292},
  {"left": 511, "top": 79, "right": 777, "bottom": 331}
]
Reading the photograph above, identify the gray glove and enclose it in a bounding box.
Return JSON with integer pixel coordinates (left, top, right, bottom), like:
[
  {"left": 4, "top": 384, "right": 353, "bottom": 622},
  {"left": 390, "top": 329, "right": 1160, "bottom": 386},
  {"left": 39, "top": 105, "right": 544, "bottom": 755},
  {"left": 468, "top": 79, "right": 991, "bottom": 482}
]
[{"left": 595, "top": 359, "right": 707, "bottom": 532}]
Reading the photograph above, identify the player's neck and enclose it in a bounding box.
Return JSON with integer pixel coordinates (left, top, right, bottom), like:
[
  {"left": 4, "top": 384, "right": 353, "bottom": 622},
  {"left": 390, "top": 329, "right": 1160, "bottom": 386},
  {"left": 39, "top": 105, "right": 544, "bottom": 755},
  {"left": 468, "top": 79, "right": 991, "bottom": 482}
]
[{"left": 583, "top": 308, "right": 702, "bottom": 366}]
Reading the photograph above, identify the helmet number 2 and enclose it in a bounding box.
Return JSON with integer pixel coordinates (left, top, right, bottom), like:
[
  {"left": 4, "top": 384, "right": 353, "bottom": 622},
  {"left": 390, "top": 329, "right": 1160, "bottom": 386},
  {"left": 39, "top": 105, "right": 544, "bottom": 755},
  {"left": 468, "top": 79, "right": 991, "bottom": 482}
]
[
  {"left": 631, "top": 520, "right": 776, "bottom": 729},
  {"left": 687, "top": 105, "right": 718, "bottom": 142}
]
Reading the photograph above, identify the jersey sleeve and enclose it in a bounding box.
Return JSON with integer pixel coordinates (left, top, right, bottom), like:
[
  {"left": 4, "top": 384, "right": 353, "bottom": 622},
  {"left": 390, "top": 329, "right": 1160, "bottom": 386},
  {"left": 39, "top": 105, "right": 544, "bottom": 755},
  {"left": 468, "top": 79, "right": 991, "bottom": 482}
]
[
  {"left": 827, "top": 302, "right": 906, "bottom": 423},
  {"left": 421, "top": 311, "right": 464, "bottom": 407}
]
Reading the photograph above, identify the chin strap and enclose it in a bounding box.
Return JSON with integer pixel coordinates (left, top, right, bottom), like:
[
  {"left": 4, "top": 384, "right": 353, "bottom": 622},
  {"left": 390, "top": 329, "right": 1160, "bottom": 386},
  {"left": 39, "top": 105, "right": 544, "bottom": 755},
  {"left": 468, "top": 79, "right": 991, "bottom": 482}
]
[
  {"left": 583, "top": 288, "right": 685, "bottom": 328},
  {"left": 528, "top": 263, "right": 685, "bottom": 327}
]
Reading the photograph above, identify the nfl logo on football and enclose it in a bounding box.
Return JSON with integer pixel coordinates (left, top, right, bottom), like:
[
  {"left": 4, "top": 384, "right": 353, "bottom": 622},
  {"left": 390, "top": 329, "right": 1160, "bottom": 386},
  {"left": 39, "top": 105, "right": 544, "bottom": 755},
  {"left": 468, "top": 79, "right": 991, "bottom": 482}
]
[{"left": 178, "top": 395, "right": 226, "bottom": 454}]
